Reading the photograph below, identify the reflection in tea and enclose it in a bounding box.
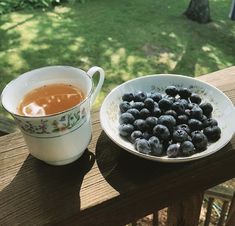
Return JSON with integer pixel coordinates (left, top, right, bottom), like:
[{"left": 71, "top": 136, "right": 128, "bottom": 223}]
[{"left": 18, "top": 83, "right": 84, "bottom": 116}]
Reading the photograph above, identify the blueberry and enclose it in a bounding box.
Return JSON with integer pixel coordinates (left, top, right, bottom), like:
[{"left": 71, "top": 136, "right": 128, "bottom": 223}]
[
  {"left": 202, "top": 118, "right": 218, "bottom": 128},
  {"left": 150, "top": 92, "right": 162, "bottom": 102},
  {"left": 172, "top": 129, "right": 189, "bottom": 143},
  {"left": 145, "top": 116, "right": 158, "bottom": 130},
  {"left": 144, "top": 98, "right": 155, "bottom": 110},
  {"left": 118, "top": 124, "right": 134, "bottom": 137},
  {"left": 167, "top": 143, "right": 180, "bottom": 158},
  {"left": 152, "top": 107, "right": 162, "bottom": 117},
  {"left": 122, "top": 93, "right": 134, "bottom": 102},
  {"left": 188, "top": 119, "right": 203, "bottom": 131},
  {"left": 165, "top": 110, "right": 177, "bottom": 119},
  {"left": 180, "top": 141, "right": 195, "bottom": 156},
  {"left": 134, "top": 91, "right": 147, "bottom": 102},
  {"left": 149, "top": 136, "right": 163, "bottom": 156},
  {"left": 143, "top": 131, "right": 152, "bottom": 140},
  {"left": 167, "top": 96, "right": 176, "bottom": 102},
  {"left": 199, "top": 102, "right": 213, "bottom": 116},
  {"left": 135, "top": 139, "right": 151, "bottom": 154},
  {"left": 191, "top": 131, "right": 208, "bottom": 151},
  {"left": 203, "top": 126, "right": 221, "bottom": 141},
  {"left": 153, "top": 102, "right": 159, "bottom": 108},
  {"left": 176, "top": 124, "right": 191, "bottom": 134},
  {"left": 178, "top": 88, "right": 192, "bottom": 99},
  {"left": 177, "top": 114, "right": 189, "bottom": 125},
  {"left": 185, "top": 109, "right": 191, "bottom": 117},
  {"left": 162, "top": 141, "right": 170, "bottom": 152},
  {"left": 190, "top": 93, "right": 202, "bottom": 104},
  {"left": 178, "top": 99, "right": 189, "bottom": 108},
  {"left": 134, "top": 138, "right": 141, "bottom": 150},
  {"left": 153, "top": 124, "right": 171, "bottom": 141},
  {"left": 158, "top": 98, "right": 173, "bottom": 111},
  {"left": 172, "top": 102, "right": 185, "bottom": 115},
  {"left": 188, "top": 103, "right": 198, "bottom": 110},
  {"left": 157, "top": 115, "right": 176, "bottom": 131},
  {"left": 133, "top": 119, "right": 147, "bottom": 132},
  {"left": 190, "top": 106, "right": 203, "bottom": 120},
  {"left": 119, "top": 101, "right": 131, "bottom": 113},
  {"left": 127, "top": 108, "right": 140, "bottom": 119},
  {"left": 130, "top": 130, "right": 143, "bottom": 143},
  {"left": 200, "top": 114, "right": 207, "bottom": 123},
  {"left": 139, "top": 108, "right": 151, "bottom": 119},
  {"left": 118, "top": 87, "right": 220, "bottom": 158},
  {"left": 165, "top": 86, "right": 178, "bottom": 96},
  {"left": 132, "top": 102, "right": 145, "bottom": 111},
  {"left": 119, "top": 112, "right": 135, "bottom": 124}
]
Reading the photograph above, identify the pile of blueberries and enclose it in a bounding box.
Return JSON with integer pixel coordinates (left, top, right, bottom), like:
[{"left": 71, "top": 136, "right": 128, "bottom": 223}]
[{"left": 118, "top": 86, "right": 221, "bottom": 158}]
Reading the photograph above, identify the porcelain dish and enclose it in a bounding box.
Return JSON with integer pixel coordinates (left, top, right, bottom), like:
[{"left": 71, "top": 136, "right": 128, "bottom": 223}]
[{"left": 100, "top": 74, "right": 235, "bottom": 163}]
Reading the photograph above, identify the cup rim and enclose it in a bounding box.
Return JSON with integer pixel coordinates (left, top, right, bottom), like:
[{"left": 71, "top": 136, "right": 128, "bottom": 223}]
[{"left": 1, "top": 65, "right": 94, "bottom": 119}]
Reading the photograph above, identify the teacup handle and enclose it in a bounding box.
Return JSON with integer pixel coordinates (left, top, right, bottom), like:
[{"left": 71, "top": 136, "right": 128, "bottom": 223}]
[{"left": 87, "top": 66, "right": 105, "bottom": 104}]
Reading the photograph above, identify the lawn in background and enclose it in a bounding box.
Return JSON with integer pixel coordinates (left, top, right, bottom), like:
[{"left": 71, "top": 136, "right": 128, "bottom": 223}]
[{"left": 0, "top": 0, "right": 235, "bottom": 115}]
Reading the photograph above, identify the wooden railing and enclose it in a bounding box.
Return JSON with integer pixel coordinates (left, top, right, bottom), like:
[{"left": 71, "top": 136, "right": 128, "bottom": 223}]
[
  {"left": 0, "top": 118, "right": 234, "bottom": 226},
  {"left": 127, "top": 185, "right": 235, "bottom": 226},
  {"left": 0, "top": 115, "right": 17, "bottom": 136},
  {"left": 204, "top": 185, "right": 234, "bottom": 226}
]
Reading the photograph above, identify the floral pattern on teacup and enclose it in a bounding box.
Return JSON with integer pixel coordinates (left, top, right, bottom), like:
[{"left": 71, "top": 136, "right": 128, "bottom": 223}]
[{"left": 15, "top": 107, "right": 88, "bottom": 138}]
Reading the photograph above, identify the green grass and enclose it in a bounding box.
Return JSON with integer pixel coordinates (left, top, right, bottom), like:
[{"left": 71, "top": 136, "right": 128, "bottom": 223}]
[{"left": 0, "top": 0, "right": 235, "bottom": 116}]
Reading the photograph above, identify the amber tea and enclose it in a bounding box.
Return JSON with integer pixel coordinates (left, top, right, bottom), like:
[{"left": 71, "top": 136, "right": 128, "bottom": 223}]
[{"left": 18, "top": 83, "right": 85, "bottom": 116}]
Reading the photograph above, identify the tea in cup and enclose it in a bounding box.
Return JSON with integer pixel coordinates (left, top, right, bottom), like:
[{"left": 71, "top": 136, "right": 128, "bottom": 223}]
[{"left": 1, "top": 66, "right": 105, "bottom": 165}]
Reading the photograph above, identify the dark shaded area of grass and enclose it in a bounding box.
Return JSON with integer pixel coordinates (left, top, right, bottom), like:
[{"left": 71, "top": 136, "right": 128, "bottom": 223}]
[{"left": 0, "top": 0, "right": 235, "bottom": 116}]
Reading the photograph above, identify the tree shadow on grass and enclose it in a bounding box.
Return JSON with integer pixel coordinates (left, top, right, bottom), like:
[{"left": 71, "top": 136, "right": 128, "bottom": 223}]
[
  {"left": 18, "top": 0, "right": 235, "bottom": 76},
  {"left": 0, "top": 0, "right": 234, "bottom": 114}
]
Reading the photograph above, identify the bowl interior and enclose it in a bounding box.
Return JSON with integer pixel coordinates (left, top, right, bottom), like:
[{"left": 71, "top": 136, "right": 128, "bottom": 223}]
[{"left": 100, "top": 74, "right": 235, "bottom": 163}]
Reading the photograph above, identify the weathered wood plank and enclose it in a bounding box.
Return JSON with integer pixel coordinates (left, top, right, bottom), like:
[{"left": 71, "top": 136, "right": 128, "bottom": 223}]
[
  {"left": 0, "top": 115, "right": 17, "bottom": 136},
  {"left": 167, "top": 193, "right": 204, "bottom": 226},
  {"left": 152, "top": 212, "right": 159, "bottom": 226},
  {"left": 204, "top": 197, "right": 214, "bottom": 226},
  {"left": 218, "top": 200, "right": 229, "bottom": 226},
  {"left": 226, "top": 193, "right": 235, "bottom": 226},
  {"left": 205, "top": 185, "right": 234, "bottom": 202}
]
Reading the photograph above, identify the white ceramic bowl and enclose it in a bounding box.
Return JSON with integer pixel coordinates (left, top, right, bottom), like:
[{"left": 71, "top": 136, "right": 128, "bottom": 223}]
[{"left": 100, "top": 74, "right": 235, "bottom": 163}]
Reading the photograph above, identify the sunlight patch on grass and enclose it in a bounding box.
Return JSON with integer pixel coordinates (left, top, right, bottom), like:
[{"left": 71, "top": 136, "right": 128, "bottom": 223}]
[
  {"left": 54, "top": 6, "right": 71, "bottom": 14},
  {"left": 7, "top": 52, "right": 27, "bottom": 71},
  {"left": 80, "top": 56, "right": 91, "bottom": 65},
  {"left": 32, "top": 43, "right": 50, "bottom": 50},
  {"left": 169, "top": 33, "right": 177, "bottom": 38},
  {"left": 1, "top": 13, "right": 32, "bottom": 30},
  {"left": 207, "top": 45, "right": 233, "bottom": 68},
  {"left": 9, "top": 16, "right": 37, "bottom": 50},
  {"left": 127, "top": 55, "right": 136, "bottom": 66},
  {"left": 157, "top": 52, "right": 177, "bottom": 70},
  {"left": 202, "top": 46, "right": 211, "bottom": 52},
  {"left": 68, "top": 44, "right": 79, "bottom": 51},
  {"left": 195, "top": 64, "right": 212, "bottom": 76},
  {"left": 110, "top": 48, "right": 126, "bottom": 66}
]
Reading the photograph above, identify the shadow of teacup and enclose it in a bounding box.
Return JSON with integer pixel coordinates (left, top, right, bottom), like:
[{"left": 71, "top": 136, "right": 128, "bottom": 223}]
[{"left": 0, "top": 149, "right": 95, "bottom": 224}]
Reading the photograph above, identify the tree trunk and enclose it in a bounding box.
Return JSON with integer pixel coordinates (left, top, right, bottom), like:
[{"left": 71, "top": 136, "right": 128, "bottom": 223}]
[{"left": 184, "top": 0, "right": 211, "bottom": 24}]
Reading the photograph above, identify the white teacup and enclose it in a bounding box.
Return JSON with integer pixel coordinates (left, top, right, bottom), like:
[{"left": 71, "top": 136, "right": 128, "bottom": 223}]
[{"left": 1, "top": 66, "right": 105, "bottom": 165}]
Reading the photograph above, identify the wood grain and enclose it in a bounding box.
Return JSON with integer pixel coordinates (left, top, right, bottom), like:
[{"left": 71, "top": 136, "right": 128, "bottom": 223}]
[
  {"left": 1, "top": 67, "right": 235, "bottom": 225},
  {"left": 226, "top": 193, "right": 235, "bottom": 226},
  {"left": 0, "top": 115, "right": 17, "bottom": 136},
  {"left": 218, "top": 201, "right": 229, "bottom": 226},
  {"left": 167, "top": 193, "right": 204, "bottom": 226},
  {"left": 204, "top": 197, "right": 214, "bottom": 226}
]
